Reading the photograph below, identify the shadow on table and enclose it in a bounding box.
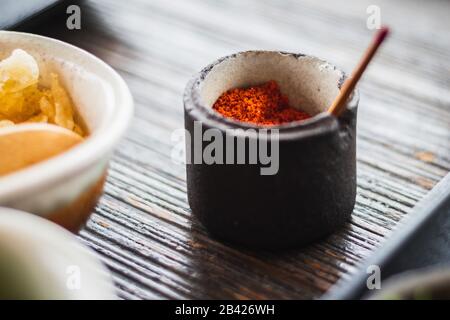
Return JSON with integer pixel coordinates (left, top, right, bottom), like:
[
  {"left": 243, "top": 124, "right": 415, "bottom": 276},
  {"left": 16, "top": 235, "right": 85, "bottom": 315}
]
[{"left": 186, "top": 217, "right": 356, "bottom": 299}]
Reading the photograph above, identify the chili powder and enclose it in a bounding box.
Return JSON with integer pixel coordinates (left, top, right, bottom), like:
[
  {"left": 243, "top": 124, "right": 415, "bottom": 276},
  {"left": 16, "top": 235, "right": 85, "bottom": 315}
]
[{"left": 212, "top": 80, "right": 311, "bottom": 126}]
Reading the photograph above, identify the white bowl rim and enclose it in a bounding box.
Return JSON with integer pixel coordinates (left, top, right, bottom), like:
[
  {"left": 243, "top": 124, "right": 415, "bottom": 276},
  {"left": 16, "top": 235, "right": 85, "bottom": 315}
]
[{"left": 0, "top": 31, "right": 134, "bottom": 201}]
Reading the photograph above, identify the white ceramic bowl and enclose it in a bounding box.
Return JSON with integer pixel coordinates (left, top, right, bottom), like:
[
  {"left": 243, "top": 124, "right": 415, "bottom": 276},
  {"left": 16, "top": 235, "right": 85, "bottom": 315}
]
[
  {"left": 0, "top": 31, "right": 133, "bottom": 231},
  {"left": 0, "top": 207, "right": 116, "bottom": 299},
  {"left": 369, "top": 266, "right": 450, "bottom": 300}
]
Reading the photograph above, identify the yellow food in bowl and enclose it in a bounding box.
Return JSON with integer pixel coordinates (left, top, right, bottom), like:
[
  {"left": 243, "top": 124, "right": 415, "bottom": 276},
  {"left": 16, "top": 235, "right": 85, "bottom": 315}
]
[{"left": 0, "top": 49, "right": 84, "bottom": 136}]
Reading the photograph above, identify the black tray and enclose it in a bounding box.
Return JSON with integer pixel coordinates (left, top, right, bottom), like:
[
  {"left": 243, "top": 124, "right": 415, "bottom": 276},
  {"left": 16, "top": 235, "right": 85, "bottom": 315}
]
[{"left": 324, "top": 172, "right": 450, "bottom": 299}]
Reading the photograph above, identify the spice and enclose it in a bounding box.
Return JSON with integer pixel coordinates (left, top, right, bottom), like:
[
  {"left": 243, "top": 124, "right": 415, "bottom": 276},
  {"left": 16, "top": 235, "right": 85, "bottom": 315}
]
[{"left": 212, "top": 80, "right": 311, "bottom": 126}]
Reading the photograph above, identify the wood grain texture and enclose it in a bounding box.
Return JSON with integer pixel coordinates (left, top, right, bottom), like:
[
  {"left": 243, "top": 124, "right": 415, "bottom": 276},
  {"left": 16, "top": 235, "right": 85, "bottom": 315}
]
[{"left": 29, "top": 0, "right": 450, "bottom": 299}]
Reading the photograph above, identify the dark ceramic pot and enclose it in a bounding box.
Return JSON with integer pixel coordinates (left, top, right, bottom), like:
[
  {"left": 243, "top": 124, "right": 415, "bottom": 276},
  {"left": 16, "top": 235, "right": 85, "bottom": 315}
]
[{"left": 184, "top": 51, "right": 358, "bottom": 249}]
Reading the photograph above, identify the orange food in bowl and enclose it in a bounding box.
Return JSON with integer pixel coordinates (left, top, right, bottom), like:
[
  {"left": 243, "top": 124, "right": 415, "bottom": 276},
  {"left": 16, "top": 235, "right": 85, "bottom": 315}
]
[
  {"left": 0, "top": 49, "right": 85, "bottom": 136},
  {"left": 0, "top": 48, "right": 88, "bottom": 177},
  {"left": 0, "top": 124, "right": 82, "bottom": 176}
]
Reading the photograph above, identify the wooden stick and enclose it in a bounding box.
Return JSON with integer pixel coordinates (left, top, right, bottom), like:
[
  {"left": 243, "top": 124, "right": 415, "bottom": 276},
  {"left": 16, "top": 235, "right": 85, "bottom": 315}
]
[{"left": 328, "top": 26, "right": 390, "bottom": 117}]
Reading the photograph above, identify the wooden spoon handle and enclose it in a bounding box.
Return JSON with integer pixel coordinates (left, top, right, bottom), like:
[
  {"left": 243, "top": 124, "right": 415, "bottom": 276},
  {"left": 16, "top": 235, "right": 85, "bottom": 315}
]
[{"left": 328, "top": 27, "right": 390, "bottom": 117}]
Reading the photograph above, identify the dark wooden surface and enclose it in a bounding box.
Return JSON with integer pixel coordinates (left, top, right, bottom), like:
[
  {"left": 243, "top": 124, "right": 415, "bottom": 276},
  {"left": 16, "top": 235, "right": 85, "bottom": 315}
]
[{"left": 31, "top": 0, "right": 450, "bottom": 299}]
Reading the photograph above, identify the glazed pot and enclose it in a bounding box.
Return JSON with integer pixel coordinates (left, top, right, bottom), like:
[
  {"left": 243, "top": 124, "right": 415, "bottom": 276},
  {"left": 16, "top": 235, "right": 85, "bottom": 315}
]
[
  {"left": 184, "top": 51, "right": 358, "bottom": 249},
  {"left": 0, "top": 31, "right": 133, "bottom": 232}
]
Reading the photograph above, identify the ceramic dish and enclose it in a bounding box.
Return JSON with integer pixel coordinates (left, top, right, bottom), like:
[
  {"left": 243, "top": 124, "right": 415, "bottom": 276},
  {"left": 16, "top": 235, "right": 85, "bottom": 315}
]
[
  {"left": 369, "top": 266, "right": 450, "bottom": 300},
  {"left": 0, "top": 207, "right": 116, "bottom": 299},
  {"left": 0, "top": 31, "right": 133, "bottom": 231},
  {"left": 184, "top": 51, "right": 358, "bottom": 248}
]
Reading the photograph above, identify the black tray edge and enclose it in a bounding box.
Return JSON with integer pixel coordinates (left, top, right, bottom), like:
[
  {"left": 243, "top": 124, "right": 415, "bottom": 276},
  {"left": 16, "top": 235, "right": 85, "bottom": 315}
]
[{"left": 322, "top": 171, "right": 450, "bottom": 300}]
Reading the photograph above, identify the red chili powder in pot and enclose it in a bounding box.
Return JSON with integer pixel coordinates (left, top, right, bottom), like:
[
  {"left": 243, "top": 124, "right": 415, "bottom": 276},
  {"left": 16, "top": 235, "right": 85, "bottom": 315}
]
[{"left": 212, "top": 80, "right": 311, "bottom": 126}]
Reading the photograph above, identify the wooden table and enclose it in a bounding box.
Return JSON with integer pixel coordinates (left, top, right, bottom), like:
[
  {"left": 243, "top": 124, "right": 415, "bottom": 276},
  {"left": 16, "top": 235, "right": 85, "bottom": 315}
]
[{"left": 32, "top": 0, "right": 450, "bottom": 299}]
